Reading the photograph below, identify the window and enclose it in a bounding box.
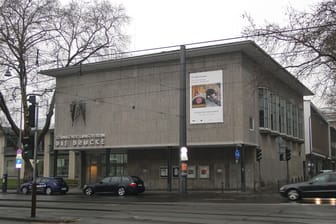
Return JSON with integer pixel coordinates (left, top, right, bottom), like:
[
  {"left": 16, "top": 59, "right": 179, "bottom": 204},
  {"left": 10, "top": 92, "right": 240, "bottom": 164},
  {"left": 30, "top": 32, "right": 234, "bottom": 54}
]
[
  {"left": 249, "top": 117, "right": 254, "bottom": 130},
  {"left": 122, "top": 176, "right": 132, "bottom": 184},
  {"left": 111, "top": 176, "right": 120, "bottom": 184},
  {"left": 293, "top": 105, "right": 298, "bottom": 137},
  {"left": 286, "top": 103, "right": 293, "bottom": 136},
  {"left": 258, "top": 88, "right": 269, "bottom": 128},
  {"left": 270, "top": 93, "right": 280, "bottom": 132},
  {"left": 279, "top": 98, "right": 286, "bottom": 133},
  {"left": 101, "top": 177, "right": 111, "bottom": 184},
  {"left": 57, "top": 156, "right": 69, "bottom": 177},
  {"left": 298, "top": 108, "right": 303, "bottom": 139},
  {"left": 5, "top": 134, "right": 17, "bottom": 148},
  {"left": 109, "top": 153, "right": 128, "bottom": 176}
]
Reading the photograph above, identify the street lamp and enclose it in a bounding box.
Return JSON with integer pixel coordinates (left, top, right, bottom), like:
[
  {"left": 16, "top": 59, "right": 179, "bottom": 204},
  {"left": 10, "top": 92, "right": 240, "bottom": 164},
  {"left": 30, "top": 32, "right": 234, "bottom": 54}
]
[
  {"left": 27, "top": 94, "right": 39, "bottom": 218},
  {"left": 4, "top": 67, "right": 12, "bottom": 77}
]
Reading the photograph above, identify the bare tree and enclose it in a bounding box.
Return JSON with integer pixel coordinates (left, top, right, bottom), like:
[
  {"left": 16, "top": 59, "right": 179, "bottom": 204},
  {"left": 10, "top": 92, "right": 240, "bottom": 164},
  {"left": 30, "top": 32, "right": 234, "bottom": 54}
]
[
  {"left": 0, "top": 0, "right": 129, "bottom": 179},
  {"left": 242, "top": 0, "right": 336, "bottom": 107}
]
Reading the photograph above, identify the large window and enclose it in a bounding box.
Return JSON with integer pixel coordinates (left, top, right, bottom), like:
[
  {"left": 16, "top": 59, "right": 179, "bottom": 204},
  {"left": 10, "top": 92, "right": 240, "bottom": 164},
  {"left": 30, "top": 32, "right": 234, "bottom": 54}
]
[
  {"left": 279, "top": 98, "right": 286, "bottom": 133},
  {"left": 286, "top": 103, "right": 293, "bottom": 136},
  {"left": 298, "top": 109, "right": 304, "bottom": 139},
  {"left": 292, "top": 105, "right": 298, "bottom": 137},
  {"left": 57, "top": 156, "right": 69, "bottom": 176},
  {"left": 270, "top": 93, "right": 278, "bottom": 131},
  {"left": 259, "top": 87, "right": 304, "bottom": 140},
  {"left": 258, "top": 88, "right": 269, "bottom": 128},
  {"left": 109, "top": 153, "right": 128, "bottom": 176}
]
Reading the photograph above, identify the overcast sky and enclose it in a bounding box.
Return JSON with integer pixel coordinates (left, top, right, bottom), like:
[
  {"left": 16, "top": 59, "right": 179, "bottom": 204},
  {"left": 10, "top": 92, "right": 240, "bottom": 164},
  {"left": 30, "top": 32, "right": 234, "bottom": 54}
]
[{"left": 112, "top": 0, "right": 322, "bottom": 51}]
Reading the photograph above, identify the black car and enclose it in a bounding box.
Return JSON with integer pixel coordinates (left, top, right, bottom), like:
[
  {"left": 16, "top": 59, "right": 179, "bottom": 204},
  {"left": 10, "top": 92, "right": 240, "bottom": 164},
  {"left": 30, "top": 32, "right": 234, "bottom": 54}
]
[
  {"left": 83, "top": 176, "right": 145, "bottom": 196},
  {"left": 20, "top": 177, "right": 69, "bottom": 195},
  {"left": 280, "top": 171, "right": 336, "bottom": 201}
]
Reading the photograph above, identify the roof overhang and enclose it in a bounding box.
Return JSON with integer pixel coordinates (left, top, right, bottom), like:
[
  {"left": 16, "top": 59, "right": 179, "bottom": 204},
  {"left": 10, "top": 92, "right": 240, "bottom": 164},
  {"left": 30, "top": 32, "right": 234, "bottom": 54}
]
[{"left": 40, "top": 40, "right": 313, "bottom": 96}]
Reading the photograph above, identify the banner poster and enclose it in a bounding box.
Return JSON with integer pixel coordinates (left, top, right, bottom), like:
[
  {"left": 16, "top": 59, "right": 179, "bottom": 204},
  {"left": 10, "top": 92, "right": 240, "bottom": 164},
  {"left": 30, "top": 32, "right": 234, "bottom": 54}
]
[{"left": 190, "top": 70, "right": 223, "bottom": 124}]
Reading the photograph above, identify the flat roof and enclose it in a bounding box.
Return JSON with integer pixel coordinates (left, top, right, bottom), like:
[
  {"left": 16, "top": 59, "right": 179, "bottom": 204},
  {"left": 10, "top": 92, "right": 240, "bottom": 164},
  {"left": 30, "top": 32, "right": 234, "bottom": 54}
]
[{"left": 40, "top": 40, "right": 313, "bottom": 96}]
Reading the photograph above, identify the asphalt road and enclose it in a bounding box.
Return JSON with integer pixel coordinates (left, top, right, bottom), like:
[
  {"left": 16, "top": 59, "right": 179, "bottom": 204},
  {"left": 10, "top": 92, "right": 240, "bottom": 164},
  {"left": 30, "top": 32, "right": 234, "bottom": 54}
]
[{"left": 0, "top": 190, "right": 335, "bottom": 224}]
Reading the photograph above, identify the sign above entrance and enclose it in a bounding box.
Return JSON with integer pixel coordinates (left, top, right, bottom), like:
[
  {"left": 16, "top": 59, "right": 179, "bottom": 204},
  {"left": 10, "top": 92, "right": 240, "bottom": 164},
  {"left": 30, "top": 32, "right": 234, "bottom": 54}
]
[{"left": 55, "top": 133, "right": 105, "bottom": 149}]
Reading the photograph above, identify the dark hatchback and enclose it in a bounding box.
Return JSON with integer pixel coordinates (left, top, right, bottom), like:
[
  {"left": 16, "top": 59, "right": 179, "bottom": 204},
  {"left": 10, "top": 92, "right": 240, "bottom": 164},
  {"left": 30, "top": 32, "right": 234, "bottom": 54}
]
[
  {"left": 280, "top": 171, "right": 336, "bottom": 201},
  {"left": 20, "top": 177, "right": 69, "bottom": 195},
  {"left": 83, "top": 176, "right": 145, "bottom": 196}
]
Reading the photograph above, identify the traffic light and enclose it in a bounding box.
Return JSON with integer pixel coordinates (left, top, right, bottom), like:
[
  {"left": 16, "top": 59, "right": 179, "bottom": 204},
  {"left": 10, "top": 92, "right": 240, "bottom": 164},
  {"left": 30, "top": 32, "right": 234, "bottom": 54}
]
[
  {"left": 23, "top": 135, "right": 34, "bottom": 159},
  {"left": 285, "top": 148, "right": 291, "bottom": 161},
  {"left": 28, "top": 95, "right": 36, "bottom": 127},
  {"left": 256, "top": 147, "right": 262, "bottom": 161}
]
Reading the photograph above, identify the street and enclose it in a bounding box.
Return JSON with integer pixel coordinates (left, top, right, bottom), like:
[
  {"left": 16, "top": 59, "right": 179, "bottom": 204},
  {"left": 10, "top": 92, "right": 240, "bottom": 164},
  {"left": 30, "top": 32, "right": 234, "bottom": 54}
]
[{"left": 0, "top": 191, "right": 335, "bottom": 224}]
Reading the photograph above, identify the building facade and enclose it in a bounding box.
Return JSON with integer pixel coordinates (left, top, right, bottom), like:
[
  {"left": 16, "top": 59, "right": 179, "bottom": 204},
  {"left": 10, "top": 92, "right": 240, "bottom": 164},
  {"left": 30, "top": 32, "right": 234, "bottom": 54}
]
[
  {"left": 304, "top": 100, "right": 336, "bottom": 176},
  {"left": 38, "top": 41, "right": 312, "bottom": 191}
]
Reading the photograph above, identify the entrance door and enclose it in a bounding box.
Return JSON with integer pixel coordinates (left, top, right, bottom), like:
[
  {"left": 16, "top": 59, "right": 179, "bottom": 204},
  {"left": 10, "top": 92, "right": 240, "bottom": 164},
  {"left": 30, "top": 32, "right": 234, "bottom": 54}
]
[{"left": 85, "top": 151, "right": 107, "bottom": 184}]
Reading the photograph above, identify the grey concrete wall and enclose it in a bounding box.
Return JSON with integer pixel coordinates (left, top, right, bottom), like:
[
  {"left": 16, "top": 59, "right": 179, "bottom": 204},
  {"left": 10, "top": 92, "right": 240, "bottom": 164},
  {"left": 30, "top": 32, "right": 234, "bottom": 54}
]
[
  {"left": 55, "top": 52, "right": 257, "bottom": 148},
  {"left": 127, "top": 148, "right": 256, "bottom": 191}
]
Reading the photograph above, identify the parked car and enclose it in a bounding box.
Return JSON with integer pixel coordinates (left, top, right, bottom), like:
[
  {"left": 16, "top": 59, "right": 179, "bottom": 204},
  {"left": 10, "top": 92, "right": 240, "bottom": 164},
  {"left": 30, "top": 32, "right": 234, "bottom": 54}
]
[
  {"left": 83, "top": 176, "right": 145, "bottom": 196},
  {"left": 20, "top": 177, "right": 69, "bottom": 195},
  {"left": 279, "top": 171, "right": 336, "bottom": 201}
]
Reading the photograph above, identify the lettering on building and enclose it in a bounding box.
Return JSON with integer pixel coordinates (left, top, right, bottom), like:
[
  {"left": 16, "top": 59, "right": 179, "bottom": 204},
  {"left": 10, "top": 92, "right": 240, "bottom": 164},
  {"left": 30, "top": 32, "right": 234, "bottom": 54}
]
[{"left": 55, "top": 134, "right": 105, "bottom": 149}]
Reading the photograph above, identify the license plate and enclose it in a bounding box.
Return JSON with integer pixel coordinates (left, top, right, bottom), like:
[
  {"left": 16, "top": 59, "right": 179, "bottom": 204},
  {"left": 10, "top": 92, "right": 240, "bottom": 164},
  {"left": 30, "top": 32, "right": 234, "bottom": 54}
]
[
  {"left": 61, "top": 187, "right": 67, "bottom": 190},
  {"left": 138, "top": 184, "right": 142, "bottom": 187}
]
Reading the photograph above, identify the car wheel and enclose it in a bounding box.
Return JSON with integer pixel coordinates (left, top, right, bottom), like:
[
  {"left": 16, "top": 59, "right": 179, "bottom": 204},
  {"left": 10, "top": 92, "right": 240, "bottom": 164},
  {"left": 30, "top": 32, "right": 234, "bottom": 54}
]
[
  {"left": 117, "top": 187, "right": 126, "bottom": 196},
  {"left": 287, "top": 189, "right": 300, "bottom": 201},
  {"left": 21, "top": 187, "right": 28, "bottom": 195},
  {"left": 45, "top": 187, "right": 53, "bottom": 195},
  {"left": 84, "top": 187, "right": 94, "bottom": 196}
]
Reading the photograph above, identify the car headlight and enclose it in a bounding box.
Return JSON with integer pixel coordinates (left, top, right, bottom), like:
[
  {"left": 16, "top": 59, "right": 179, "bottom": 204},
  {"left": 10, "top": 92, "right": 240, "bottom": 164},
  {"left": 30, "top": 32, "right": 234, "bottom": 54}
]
[{"left": 279, "top": 186, "right": 286, "bottom": 191}]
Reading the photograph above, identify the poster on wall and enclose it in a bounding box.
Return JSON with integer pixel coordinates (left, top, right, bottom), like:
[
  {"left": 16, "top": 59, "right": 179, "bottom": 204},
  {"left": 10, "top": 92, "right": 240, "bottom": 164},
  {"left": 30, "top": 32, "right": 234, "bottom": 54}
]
[
  {"left": 198, "top": 165, "right": 210, "bottom": 178},
  {"left": 187, "top": 165, "right": 196, "bottom": 178},
  {"left": 190, "top": 70, "right": 223, "bottom": 124},
  {"left": 160, "top": 167, "right": 168, "bottom": 178}
]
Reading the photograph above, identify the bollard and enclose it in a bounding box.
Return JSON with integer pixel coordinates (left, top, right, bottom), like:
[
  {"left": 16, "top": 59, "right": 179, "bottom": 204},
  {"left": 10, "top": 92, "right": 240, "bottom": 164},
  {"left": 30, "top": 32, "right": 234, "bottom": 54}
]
[{"left": 2, "top": 174, "right": 8, "bottom": 193}]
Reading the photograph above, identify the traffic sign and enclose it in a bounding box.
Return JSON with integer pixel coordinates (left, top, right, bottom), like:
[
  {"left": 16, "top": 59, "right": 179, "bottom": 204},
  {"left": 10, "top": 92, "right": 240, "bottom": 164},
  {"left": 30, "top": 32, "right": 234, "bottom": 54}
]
[
  {"left": 235, "top": 148, "right": 240, "bottom": 160},
  {"left": 17, "top": 148, "right": 23, "bottom": 155},
  {"left": 16, "top": 158, "right": 22, "bottom": 169}
]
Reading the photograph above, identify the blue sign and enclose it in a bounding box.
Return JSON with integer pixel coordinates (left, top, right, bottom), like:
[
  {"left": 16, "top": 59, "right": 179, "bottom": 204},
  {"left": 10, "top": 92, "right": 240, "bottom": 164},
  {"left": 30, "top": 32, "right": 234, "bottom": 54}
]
[
  {"left": 235, "top": 148, "right": 240, "bottom": 160},
  {"left": 16, "top": 158, "right": 22, "bottom": 169}
]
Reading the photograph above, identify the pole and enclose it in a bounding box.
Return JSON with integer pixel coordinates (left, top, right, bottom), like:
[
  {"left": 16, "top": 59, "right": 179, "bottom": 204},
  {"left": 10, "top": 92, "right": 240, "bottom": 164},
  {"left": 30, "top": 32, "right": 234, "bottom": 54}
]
[
  {"left": 286, "top": 159, "right": 290, "bottom": 183},
  {"left": 240, "top": 144, "right": 246, "bottom": 192},
  {"left": 179, "top": 45, "right": 187, "bottom": 194},
  {"left": 31, "top": 101, "right": 38, "bottom": 218},
  {"left": 17, "top": 102, "right": 22, "bottom": 193}
]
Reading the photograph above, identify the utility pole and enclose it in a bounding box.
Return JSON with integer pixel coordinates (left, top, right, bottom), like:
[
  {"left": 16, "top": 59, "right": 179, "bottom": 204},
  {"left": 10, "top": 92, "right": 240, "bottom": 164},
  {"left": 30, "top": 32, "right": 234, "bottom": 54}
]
[
  {"left": 27, "top": 94, "right": 39, "bottom": 218},
  {"left": 179, "top": 45, "right": 188, "bottom": 194}
]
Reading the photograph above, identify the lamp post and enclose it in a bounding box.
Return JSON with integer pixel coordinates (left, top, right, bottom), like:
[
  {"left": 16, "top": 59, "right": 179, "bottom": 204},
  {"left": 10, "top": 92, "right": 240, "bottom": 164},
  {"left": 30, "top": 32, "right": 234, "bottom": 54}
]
[
  {"left": 179, "top": 45, "right": 187, "bottom": 194},
  {"left": 16, "top": 101, "right": 23, "bottom": 193},
  {"left": 27, "top": 94, "right": 39, "bottom": 218},
  {"left": 4, "top": 67, "right": 11, "bottom": 77}
]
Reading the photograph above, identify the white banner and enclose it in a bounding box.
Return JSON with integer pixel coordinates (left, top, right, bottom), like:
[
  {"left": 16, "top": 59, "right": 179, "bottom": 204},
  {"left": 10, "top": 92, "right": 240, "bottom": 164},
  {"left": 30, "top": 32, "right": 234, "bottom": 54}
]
[{"left": 190, "top": 70, "right": 223, "bottom": 124}]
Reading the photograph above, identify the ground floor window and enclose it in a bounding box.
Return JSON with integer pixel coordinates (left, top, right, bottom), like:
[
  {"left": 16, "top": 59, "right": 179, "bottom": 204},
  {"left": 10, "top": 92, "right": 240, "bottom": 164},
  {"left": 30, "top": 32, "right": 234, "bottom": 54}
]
[
  {"left": 57, "top": 155, "right": 69, "bottom": 177},
  {"left": 109, "top": 153, "right": 127, "bottom": 176}
]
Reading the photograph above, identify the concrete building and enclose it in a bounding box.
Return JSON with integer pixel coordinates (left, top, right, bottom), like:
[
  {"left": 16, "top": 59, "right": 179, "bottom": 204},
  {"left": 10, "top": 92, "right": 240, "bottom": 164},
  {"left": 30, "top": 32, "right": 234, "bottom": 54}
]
[
  {"left": 0, "top": 127, "right": 75, "bottom": 183},
  {"left": 37, "top": 41, "right": 313, "bottom": 191},
  {"left": 304, "top": 101, "right": 336, "bottom": 176}
]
